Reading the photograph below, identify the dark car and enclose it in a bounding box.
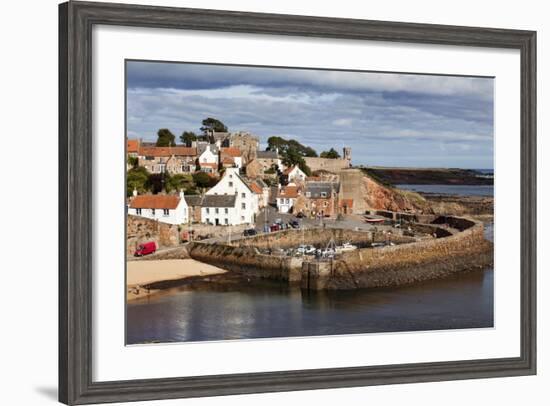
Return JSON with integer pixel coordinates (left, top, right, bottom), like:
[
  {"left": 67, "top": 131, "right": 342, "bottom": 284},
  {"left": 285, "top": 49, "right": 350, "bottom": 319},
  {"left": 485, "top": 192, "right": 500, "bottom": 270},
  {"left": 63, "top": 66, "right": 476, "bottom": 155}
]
[
  {"left": 289, "top": 220, "right": 300, "bottom": 229},
  {"left": 243, "top": 228, "right": 257, "bottom": 237}
]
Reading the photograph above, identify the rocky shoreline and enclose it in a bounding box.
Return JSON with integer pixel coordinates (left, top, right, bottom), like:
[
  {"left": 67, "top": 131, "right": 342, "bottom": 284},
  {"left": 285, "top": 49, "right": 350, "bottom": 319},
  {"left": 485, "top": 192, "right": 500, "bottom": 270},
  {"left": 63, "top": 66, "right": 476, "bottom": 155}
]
[{"left": 363, "top": 167, "right": 493, "bottom": 186}]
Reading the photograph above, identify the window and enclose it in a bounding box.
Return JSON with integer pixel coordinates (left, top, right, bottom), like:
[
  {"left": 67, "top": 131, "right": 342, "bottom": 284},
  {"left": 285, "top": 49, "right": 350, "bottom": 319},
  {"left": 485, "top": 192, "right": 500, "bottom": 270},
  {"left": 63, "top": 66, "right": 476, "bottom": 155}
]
[
  {"left": 241, "top": 216, "right": 245, "bottom": 221},
  {"left": 163, "top": 209, "right": 169, "bottom": 216},
  {"left": 136, "top": 208, "right": 142, "bottom": 215},
  {"left": 229, "top": 174, "right": 233, "bottom": 179},
  {"left": 241, "top": 192, "right": 245, "bottom": 198},
  {"left": 224, "top": 218, "right": 228, "bottom": 225},
  {"left": 229, "top": 182, "right": 233, "bottom": 187},
  {"left": 206, "top": 208, "right": 210, "bottom": 214},
  {"left": 241, "top": 203, "right": 246, "bottom": 209},
  {"left": 215, "top": 208, "right": 219, "bottom": 214},
  {"left": 151, "top": 208, "right": 155, "bottom": 215},
  {"left": 224, "top": 208, "right": 228, "bottom": 214}
]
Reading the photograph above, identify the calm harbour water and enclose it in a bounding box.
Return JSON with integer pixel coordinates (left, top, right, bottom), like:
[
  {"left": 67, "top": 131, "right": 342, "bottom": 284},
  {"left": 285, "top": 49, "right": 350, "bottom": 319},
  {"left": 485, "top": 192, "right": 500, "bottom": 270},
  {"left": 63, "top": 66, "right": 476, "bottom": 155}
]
[
  {"left": 395, "top": 184, "right": 494, "bottom": 196},
  {"left": 126, "top": 186, "right": 494, "bottom": 345}
]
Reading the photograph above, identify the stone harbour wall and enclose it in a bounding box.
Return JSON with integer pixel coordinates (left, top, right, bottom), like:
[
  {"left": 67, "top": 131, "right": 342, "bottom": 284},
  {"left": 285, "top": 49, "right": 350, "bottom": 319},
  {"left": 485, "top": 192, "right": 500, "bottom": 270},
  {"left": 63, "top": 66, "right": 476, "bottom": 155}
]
[
  {"left": 188, "top": 242, "right": 303, "bottom": 282},
  {"left": 188, "top": 214, "right": 493, "bottom": 291},
  {"left": 321, "top": 221, "right": 492, "bottom": 290},
  {"left": 233, "top": 227, "right": 415, "bottom": 249},
  {"left": 126, "top": 215, "right": 180, "bottom": 256}
]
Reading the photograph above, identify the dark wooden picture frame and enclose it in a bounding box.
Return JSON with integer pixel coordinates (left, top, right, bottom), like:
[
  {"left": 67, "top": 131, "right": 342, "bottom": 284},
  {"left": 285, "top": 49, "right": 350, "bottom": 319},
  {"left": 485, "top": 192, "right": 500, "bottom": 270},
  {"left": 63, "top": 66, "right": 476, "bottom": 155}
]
[{"left": 59, "top": 1, "right": 536, "bottom": 404}]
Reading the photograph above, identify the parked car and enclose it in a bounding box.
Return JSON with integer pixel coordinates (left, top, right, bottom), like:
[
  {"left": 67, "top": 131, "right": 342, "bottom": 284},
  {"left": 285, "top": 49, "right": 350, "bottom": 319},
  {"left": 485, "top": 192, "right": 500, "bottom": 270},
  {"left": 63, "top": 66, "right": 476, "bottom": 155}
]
[
  {"left": 134, "top": 241, "right": 156, "bottom": 257},
  {"left": 289, "top": 220, "right": 300, "bottom": 229},
  {"left": 243, "top": 228, "right": 257, "bottom": 237},
  {"left": 270, "top": 224, "right": 280, "bottom": 232}
]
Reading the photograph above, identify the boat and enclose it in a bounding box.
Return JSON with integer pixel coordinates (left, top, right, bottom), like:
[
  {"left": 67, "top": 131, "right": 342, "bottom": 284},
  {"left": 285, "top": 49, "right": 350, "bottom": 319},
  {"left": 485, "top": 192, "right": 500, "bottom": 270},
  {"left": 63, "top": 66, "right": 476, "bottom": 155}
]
[
  {"left": 364, "top": 217, "right": 385, "bottom": 224},
  {"left": 336, "top": 242, "right": 357, "bottom": 253}
]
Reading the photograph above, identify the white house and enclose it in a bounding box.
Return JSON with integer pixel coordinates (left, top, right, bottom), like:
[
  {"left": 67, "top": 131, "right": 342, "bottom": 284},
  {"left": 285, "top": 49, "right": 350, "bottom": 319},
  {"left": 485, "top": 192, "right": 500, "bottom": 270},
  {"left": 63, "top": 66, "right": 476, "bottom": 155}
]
[
  {"left": 201, "top": 195, "right": 238, "bottom": 226},
  {"left": 128, "top": 190, "right": 189, "bottom": 225},
  {"left": 276, "top": 184, "right": 300, "bottom": 213},
  {"left": 203, "top": 167, "right": 258, "bottom": 225},
  {"left": 283, "top": 165, "right": 307, "bottom": 183},
  {"left": 198, "top": 145, "right": 219, "bottom": 173}
]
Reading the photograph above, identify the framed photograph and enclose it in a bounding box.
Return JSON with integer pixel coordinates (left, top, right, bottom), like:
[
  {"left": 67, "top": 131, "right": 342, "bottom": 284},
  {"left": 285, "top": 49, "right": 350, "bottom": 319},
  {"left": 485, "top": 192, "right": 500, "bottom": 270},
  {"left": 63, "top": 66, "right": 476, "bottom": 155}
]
[{"left": 59, "top": 1, "right": 536, "bottom": 404}]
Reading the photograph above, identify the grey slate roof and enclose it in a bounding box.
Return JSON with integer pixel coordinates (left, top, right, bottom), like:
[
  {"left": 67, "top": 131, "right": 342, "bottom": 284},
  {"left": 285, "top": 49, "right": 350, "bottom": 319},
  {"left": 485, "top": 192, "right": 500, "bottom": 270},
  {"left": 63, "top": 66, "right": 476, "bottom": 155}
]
[
  {"left": 197, "top": 142, "right": 219, "bottom": 155},
  {"left": 184, "top": 195, "right": 203, "bottom": 207},
  {"left": 201, "top": 194, "right": 237, "bottom": 208},
  {"left": 305, "top": 182, "right": 339, "bottom": 198},
  {"left": 256, "top": 150, "right": 278, "bottom": 159}
]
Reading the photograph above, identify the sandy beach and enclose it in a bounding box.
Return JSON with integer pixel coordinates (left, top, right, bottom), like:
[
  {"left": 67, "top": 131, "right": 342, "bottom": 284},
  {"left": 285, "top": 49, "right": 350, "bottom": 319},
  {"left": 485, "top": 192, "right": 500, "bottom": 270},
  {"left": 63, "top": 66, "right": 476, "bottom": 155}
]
[{"left": 127, "top": 259, "right": 227, "bottom": 301}]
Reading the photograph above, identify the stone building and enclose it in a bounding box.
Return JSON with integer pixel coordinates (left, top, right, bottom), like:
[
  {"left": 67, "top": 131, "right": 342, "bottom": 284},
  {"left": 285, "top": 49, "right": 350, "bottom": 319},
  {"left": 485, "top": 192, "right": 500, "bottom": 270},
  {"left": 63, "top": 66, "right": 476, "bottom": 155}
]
[
  {"left": 229, "top": 132, "right": 259, "bottom": 163},
  {"left": 220, "top": 147, "right": 244, "bottom": 169},
  {"left": 137, "top": 146, "right": 197, "bottom": 174},
  {"left": 300, "top": 181, "right": 340, "bottom": 218},
  {"left": 184, "top": 195, "right": 203, "bottom": 223},
  {"left": 304, "top": 146, "right": 352, "bottom": 173}
]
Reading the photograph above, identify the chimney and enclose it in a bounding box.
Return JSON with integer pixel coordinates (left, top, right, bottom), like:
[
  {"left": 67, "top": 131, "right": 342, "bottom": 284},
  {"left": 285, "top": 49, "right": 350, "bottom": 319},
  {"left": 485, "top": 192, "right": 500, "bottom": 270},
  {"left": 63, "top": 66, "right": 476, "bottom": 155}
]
[
  {"left": 179, "top": 189, "right": 185, "bottom": 199},
  {"left": 133, "top": 188, "right": 138, "bottom": 197}
]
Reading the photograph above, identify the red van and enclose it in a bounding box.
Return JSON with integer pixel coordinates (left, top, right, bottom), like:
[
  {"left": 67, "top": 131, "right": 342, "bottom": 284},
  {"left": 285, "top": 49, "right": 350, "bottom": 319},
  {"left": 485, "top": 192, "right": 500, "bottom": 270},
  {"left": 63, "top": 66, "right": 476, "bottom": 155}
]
[{"left": 134, "top": 241, "right": 157, "bottom": 257}]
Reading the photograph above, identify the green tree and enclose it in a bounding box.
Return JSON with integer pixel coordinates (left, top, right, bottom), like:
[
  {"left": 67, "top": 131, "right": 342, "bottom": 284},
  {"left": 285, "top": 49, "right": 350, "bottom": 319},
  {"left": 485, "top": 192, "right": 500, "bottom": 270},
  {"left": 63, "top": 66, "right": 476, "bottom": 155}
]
[
  {"left": 192, "top": 172, "right": 212, "bottom": 189},
  {"left": 156, "top": 128, "right": 176, "bottom": 147},
  {"left": 127, "top": 156, "right": 138, "bottom": 169},
  {"left": 200, "top": 117, "right": 228, "bottom": 134},
  {"left": 165, "top": 174, "right": 194, "bottom": 193},
  {"left": 281, "top": 147, "right": 311, "bottom": 176},
  {"left": 266, "top": 136, "right": 317, "bottom": 157},
  {"left": 320, "top": 148, "right": 341, "bottom": 159},
  {"left": 146, "top": 173, "right": 167, "bottom": 194},
  {"left": 126, "top": 166, "right": 149, "bottom": 197},
  {"left": 180, "top": 131, "right": 197, "bottom": 146}
]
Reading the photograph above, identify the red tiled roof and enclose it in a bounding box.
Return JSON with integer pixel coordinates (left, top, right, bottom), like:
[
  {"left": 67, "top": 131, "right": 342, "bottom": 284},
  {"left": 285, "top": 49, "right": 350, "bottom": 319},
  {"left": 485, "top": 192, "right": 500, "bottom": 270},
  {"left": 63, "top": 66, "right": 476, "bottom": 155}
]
[
  {"left": 306, "top": 176, "right": 321, "bottom": 181},
  {"left": 220, "top": 147, "right": 242, "bottom": 157},
  {"left": 249, "top": 183, "right": 263, "bottom": 194},
  {"left": 127, "top": 139, "right": 140, "bottom": 153},
  {"left": 339, "top": 199, "right": 354, "bottom": 208},
  {"left": 139, "top": 146, "right": 197, "bottom": 157},
  {"left": 222, "top": 156, "right": 235, "bottom": 165},
  {"left": 130, "top": 195, "right": 180, "bottom": 209},
  {"left": 200, "top": 162, "right": 218, "bottom": 168},
  {"left": 277, "top": 186, "right": 300, "bottom": 199}
]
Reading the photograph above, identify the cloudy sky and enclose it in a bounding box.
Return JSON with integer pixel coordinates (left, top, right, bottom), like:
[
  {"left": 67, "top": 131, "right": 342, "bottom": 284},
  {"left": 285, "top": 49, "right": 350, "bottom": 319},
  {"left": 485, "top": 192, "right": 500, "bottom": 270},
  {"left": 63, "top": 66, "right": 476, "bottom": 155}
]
[{"left": 126, "top": 61, "right": 494, "bottom": 169}]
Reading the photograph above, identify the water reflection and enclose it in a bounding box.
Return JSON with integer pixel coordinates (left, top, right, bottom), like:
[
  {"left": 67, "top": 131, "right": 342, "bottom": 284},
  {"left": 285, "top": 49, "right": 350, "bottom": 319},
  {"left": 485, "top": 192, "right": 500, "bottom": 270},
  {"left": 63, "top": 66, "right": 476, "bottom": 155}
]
[{"left": 127, "top": 268, "right": 493, "bottom": 344}]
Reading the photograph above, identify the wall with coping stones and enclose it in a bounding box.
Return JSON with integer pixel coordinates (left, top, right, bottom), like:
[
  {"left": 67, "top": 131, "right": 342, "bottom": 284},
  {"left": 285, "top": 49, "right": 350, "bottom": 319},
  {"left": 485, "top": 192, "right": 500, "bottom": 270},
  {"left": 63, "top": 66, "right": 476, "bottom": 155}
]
[
  {"left": 319, "top": 220, "right": 492, "bottom": 290},
  {"left": 126, "top": 215, "right": 180, "bottom": 256},
  {"left": 232, "top": 227, "right": 415, "bottom": 249},
  {"left": 187, "top": 242, "right": 303, "bottom": 282},
  {"left": 188, "top": 214, "right": 493, "bottom": 290}
]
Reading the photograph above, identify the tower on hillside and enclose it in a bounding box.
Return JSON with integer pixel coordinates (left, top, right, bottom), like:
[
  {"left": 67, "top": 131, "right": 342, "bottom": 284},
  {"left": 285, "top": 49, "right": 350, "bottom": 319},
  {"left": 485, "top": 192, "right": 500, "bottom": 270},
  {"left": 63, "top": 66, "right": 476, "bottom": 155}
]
[{"left": 343, "top": 147, "right": 352, "bottom": 166}]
